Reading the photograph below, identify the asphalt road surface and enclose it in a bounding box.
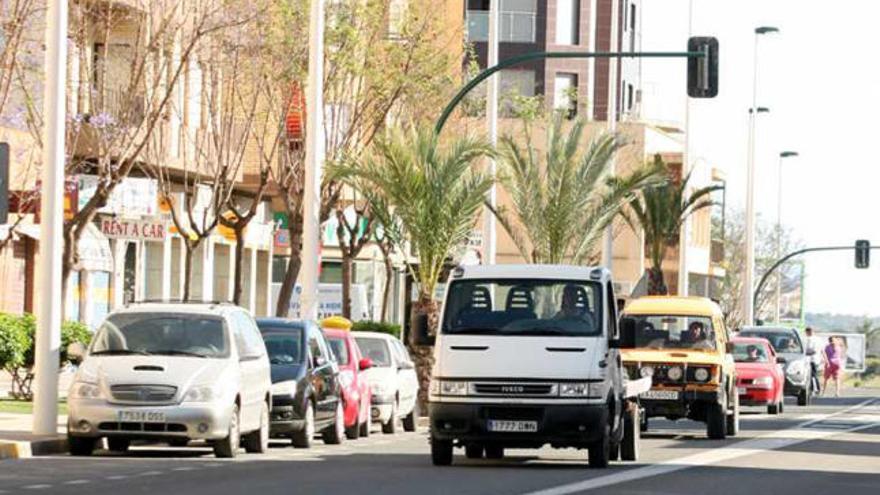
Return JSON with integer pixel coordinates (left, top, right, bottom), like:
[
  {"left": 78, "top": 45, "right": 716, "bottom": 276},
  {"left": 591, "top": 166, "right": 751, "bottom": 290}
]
[{"left": 2, "top": 394, "right": 878, "bottom": 495}]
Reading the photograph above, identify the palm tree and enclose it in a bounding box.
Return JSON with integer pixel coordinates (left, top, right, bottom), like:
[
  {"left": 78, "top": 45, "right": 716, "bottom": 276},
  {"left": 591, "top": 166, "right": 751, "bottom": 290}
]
[
  {"left": 625, "top": 155, "right": 721, "bottom": 295},
  {"left": 490, "top": 114, "right": 663, "bottom": 265},
  {"left": 330, "top": 125, "right": 493, "bottom": 404}
]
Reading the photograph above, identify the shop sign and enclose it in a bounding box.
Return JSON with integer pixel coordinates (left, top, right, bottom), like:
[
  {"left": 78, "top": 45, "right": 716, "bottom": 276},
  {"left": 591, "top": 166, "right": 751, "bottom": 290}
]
[
  {"left": 100, "top": 217, "right": 167, "bottom": 241},
  {"left": 79, "top": 175, "right": 158, "bottom": 217}
]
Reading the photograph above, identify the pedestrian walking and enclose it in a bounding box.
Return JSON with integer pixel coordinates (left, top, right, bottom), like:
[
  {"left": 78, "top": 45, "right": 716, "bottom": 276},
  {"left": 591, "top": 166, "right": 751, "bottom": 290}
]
[
  {"left": 822, "top": 336, "right": 844, "bottom": 397},
  {"left": 804, "top": 327, "right": 823, "bottom": 395}
]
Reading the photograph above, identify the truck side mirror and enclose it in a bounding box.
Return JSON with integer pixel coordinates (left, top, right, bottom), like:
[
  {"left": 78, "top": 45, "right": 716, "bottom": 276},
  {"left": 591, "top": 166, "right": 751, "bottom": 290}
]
[
  {"left": 617, "top": 317, "right": 637, "bottom": 349},
  {"left": 411, "top": 312, "right": 435, "bottom": 347}
]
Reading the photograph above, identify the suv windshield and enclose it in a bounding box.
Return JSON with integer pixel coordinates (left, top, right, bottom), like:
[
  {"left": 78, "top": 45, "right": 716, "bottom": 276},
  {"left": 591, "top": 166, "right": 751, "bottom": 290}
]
[
  {"left": 441, "top": 279, "right": 602, "bottom": 337},
  {"left": 740, "top": 330, "right": 803, "bottom": 354},
  {"left": 628, "top": 315, "right": 716, "bottom": 350},
  {"left": 732, "top": 342, "right": 770, "bottom": 363},
  {"left": 262, "top": 331, "right": 304, "bottom": 365},
  {"left": 355, "top": 337, "right": 391, "bottom": 367},
  {"left": 91, "top": 313, "right": 229, "bottom": 358}
]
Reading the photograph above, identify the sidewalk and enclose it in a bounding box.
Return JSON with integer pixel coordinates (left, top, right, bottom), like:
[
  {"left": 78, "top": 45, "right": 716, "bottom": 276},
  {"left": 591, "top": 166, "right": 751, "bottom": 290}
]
[{"left": 0, "top": 412, "right": 68, "bottom": 459}]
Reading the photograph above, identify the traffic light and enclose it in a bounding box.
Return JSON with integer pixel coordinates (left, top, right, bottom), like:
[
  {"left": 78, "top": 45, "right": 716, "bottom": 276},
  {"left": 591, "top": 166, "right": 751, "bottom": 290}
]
[
  {"left": 855, "top": 240, "right": 871, "bottom": 269},
  {"left": 687, "top": 37, "right": 719, "bottom": 98}
]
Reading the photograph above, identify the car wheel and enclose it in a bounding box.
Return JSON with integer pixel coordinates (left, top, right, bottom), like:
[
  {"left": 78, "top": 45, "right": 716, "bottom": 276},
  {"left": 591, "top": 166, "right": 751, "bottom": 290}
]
[
  {"left": 779, "top": 397, "right": 785, "bottom": 413},
  {"left": 243, "top": 401, "right": 270, "bottom": 454},
  {"left": 726, "top": 394, "right": 740, "bottom": 437},
  {"left": 107, "top": 438, "right": 130, "bottom": 453},
  {"left": 485, "top": 445, "right": 504, "bottom": 460},
  {"left": 402, "top": 400, "right": 418, "bottom": 432},
  {"left": 213, "top": 403, "right": 240, "bottom": 458},
  {"left": 168, "top": 438, "right": 189, "bottom": 447},
  {"left": 292, "top": 401, "right": 315, "bottom": 448},
  {"left": 322, "top": 401, "right": 345, "bottom": 445},
  {"left": 768, "top": 402, "right": 780, "bottom": 415},
  {"left": 345, "top": 402, "right": 360, "bottom": 440},
  {"left": 465, "top": 444, "right": 484, "bottom": 459},
  {"left": 68, "top": 436, "right": 96, "bottom": 456},
  {"left": 621, "top": 406, "right": 640, "bottom": 462},
  {"left": 707, "top": 400, "right": 727, "bottom": 440},
  {"left": 359, "top": 419, "right": 370, "bottom": 438},
  {"left": 797, "top": 385, "right": 810, "bottom": 406},
  {"left": 588, "top": 421, "right": 610, "bottom": 468},
  {"left": 430, "top": 434, "right": 453, "bottom": 466},
  {"left": 382, "top": 400, "right": 399, "bottom": 434}
]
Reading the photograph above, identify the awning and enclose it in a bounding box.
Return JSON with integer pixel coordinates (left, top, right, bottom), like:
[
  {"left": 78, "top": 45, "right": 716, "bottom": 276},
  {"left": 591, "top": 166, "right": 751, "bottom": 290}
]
[{"left": 14, "top": 222, "right": 113, "bottom": 272}]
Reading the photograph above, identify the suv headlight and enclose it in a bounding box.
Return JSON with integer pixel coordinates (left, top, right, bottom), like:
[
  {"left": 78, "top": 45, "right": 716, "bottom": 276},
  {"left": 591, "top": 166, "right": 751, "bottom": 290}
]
[
  {"left": 639, "top": 366, "right": 655, "bottom": 378},
  {"left": 70, "top": 382, "right": 103, "bottom": 400},
  {"left": 271, "top": 380, "right": 297, "bottom": 398},
  {"left": 667, "top": 366, "right": 684, "bottom": 381},
  {"left": 693, "top": 367, "right": 711, "bottom": 382},
  {"left": 430, "top": 380, "right": 468, "bottom": 396},
  {"left": 183, "top": 384, "right": 218, "bottom": 402},
  {"left": 558, "top": 382, "right": 602, "bottom": 398}
]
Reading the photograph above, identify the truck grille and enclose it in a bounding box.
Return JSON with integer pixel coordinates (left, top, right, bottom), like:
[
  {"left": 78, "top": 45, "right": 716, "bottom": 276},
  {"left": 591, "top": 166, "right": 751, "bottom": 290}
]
[
  {"left": 110, "top": 385, "right": 177, "bottom": 403},
  {"left": 471, "top": 382, "right": 556, "bottom": 397}
]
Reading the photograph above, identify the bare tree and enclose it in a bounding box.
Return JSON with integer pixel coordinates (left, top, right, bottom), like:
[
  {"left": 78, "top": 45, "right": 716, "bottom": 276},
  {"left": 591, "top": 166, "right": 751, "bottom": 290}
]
[{"left": 333, "top": 191, "right": 374, "bottom": 318}]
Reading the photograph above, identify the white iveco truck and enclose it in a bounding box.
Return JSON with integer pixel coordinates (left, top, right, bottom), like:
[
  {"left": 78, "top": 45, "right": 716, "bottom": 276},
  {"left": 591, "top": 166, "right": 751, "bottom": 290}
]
[{"left": 412, "top": 264, "right": 646, "bottom": 468}]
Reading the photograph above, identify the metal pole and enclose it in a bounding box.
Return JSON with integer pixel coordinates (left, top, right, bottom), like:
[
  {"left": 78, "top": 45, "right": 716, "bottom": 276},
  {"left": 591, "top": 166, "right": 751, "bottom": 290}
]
[
  {"left": 602, "top": 0, "right": 621, "bottom": 271},
  {"left": 301, "top": 0, "right": 325, "bottom": 320},
  {"left": 33, "top": 0, "right": 68, "bottom": 435},
  {"left": 743, "top": 36, "right": 760, "bottom": 326},
  {"left": 678, "top": 0, "right": 694, "bottom": 296},
  {"left": 481, "top": 0, "right": 499, "bottom": 265},
  {"left": 774, "top": 154, "right": 783, "bottom": 322}
]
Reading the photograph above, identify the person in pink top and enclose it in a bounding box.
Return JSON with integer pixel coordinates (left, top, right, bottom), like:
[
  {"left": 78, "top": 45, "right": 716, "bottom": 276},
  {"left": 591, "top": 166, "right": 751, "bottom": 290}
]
[{"left": 822, "top": 337, "right": 844, "bottom": 397}]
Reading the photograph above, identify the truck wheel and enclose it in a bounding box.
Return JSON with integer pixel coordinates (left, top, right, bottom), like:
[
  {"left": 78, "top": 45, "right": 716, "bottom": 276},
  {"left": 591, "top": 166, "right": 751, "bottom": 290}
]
[
  {"left": 726, "top": 396, "right": 740, "bottom": 437},
  {"left": 68, "top": 436, "right": 96, "bottom": 456},
  {"left": 430, "top": 435, "right": 453, "bottom": 466},
  {"left": 588, "top": 423, "right": 611, "bottom": 468},
  {"left": 621, "top": 407, "right": 640, "bottom": 461},
  {"left": 707, "top": 401, "right": 727, "bottom": 440},
  {"left": 797, "top": 385, "right": 810, "bottom": 406},
  {"left": 485, "top": 445, "right": 504, "bottom": 459},
  {"left": 465, "top": 444, "right": 484, "bottom": 459}
]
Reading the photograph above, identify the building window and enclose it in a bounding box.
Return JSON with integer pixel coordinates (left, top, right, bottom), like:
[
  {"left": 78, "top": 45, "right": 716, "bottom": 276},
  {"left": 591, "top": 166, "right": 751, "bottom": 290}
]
[
  {"left": 555, "top": 0, "right": 579, "bottom": 45},
  {"left": 627, "top": 83, "right": 634, "bottom": 111},
  {"left": 630, "top": 3, "right": 637, "bottom": 51},
  {"left": 466, "top": 0, "right": 537, "bottom": 43},
  {"left": 554, "top": 73, "right": 578, "bottom": 118}
]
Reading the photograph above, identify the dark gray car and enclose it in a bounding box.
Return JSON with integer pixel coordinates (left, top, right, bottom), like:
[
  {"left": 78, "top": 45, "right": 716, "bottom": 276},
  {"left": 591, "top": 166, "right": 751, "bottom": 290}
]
[{"left": 740, "top": 326, "right": 812, "bottom": 405}]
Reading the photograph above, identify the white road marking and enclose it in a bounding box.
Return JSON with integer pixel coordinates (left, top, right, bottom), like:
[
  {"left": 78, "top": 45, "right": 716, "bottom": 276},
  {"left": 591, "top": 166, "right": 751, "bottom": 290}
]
[
  {"left": 523, "top": 399, "right": 878, "bottom": 495},
  {"left": 139, "top": 471, "right": 163, "bottom": 476},
  {"left": 22, "top": 485, "right": 52, "bottom": 490},
  {"left": 172, "top": 466, "right": 198, "bottom": 472},
  {"left": 63, "top": 480, "right": 91, "bottom": 485},
  {"left": 105, "top": 475, "right": 128, "bottom": 480}
]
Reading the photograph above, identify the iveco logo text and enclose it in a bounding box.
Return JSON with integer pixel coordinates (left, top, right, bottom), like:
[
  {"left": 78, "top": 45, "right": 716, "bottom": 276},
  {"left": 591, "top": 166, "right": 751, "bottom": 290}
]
[{"left": 501, "top": 386, "right": 525, "bottom": 394}]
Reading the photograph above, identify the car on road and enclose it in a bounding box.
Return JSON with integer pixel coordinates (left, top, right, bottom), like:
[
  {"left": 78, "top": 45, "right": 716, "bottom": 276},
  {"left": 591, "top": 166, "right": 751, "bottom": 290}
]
[
  {"left": 417, "top": 265, "right": 637, "bottom": 468},
  {"left": 739, "top": 326, "right": 812, "bottom": 405},
  {"left": 322, "top": 317, "right": 373, "bottom": 439},
  {"left": 65, "top": 302, "right": 272, "bottom": 458},
  {"left": 621, "top": 297, "right": 740, "bottom": 439},
  {"left": 256, "top": 318, "right": 346, "bottom": 448},
  {"left": 731, "top": 337, "right": 785, "bottom": 414},
  {"left": 354, "top": 332, "right": 419, "bottom": 434}
]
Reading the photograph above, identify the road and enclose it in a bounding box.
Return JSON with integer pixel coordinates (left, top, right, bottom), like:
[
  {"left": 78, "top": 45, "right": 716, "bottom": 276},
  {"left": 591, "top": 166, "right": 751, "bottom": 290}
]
[{"left": 1, "top": 394, "right": 878, "bottom": 495}]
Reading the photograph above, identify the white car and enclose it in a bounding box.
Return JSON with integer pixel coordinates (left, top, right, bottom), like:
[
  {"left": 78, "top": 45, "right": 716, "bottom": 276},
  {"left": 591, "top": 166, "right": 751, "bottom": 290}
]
[
  {"left": 354, "top": 332, "right": 419, "bottom": 433},
  {"left": 66, "top": 302, "right": 272, "bottom": 458}
]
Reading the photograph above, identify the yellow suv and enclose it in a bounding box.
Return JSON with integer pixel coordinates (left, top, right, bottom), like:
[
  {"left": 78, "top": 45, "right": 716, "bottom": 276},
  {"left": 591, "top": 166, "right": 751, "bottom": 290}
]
[{"left": 620, "top": 296, "right": 739, "bottom": 439}]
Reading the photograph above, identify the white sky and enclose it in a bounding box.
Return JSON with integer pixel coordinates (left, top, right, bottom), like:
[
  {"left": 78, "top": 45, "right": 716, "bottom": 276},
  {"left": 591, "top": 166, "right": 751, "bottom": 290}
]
[{"left": 640, "top": 0, "right": 880, "bottom": 316}]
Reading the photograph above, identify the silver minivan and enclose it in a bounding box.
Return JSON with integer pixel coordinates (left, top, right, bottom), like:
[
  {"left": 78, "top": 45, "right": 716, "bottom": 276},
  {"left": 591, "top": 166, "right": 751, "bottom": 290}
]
[{"left": 66, "top": 302, "right": 272, "bottom": 458}]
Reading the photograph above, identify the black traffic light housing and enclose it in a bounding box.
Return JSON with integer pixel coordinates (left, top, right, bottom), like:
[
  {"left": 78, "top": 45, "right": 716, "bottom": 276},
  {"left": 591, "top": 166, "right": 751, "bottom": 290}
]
[
  {"left": 855, "top": 240, "right": 871, "bottom": 269},
  {"left": 687, "top": 37, "right": 719, "bottom": 98}
]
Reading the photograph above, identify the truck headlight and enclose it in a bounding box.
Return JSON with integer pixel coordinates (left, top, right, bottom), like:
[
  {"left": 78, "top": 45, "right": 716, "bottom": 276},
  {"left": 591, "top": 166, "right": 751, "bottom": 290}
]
[
  {"left": 693, "top": 367, "right": 711, "bottom": 382},
  {"left": 752, "top": 376, "right": 773, "bottom": 389},
  {"left": 271, "top": 380, "right": 297, "bottom": 398},
  {"left": 183, "top": 385, "right": 218, "bottom": 402},
  {"left": 667, "top": 366, "right": 684, "bottom": 381},
  {"left": 431, "top": 380, "right": 468, "bottom": 396},
  {"left": 558, "top": 382, "right": 602, "bottom": 397},
  {"left": 70, "top": 382, "right": 103, "bottom": 400}
]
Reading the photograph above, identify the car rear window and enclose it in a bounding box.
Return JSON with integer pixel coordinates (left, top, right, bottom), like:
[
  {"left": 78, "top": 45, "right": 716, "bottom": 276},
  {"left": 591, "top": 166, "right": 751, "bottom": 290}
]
[
  {"left": 355, "top": 337, "right": 391, "bottom": 367},
  {"left": 327, "top": 337, "right": 350, "bottom": 365}
]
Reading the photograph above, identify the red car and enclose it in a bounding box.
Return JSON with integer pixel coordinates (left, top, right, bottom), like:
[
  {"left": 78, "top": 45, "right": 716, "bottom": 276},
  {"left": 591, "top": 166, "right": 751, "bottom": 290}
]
[
  {"left": 732, "top": 337, "right": 785, "bottom": 414},
  {"left": 323, "top": 319, "right": 373, "bottom": 439}
]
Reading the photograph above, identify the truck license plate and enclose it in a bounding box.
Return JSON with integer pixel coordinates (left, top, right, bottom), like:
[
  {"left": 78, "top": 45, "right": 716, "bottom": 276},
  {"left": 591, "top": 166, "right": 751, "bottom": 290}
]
[
  {"left": 117, "top": 410, "right": 165, "bottom": 422},
  {"left": 641, "top": 390, "right": 680, "bottom": 400},
  {"left": 487, "top": 420, "right": 537, "bottom": 433}
]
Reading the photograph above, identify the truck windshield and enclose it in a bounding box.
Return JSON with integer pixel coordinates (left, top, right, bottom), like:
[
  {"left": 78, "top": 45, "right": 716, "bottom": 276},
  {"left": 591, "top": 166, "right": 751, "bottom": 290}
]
[
  {"left": 627, "top": 315, "right": 716, "bottom": 350},
  {"left": 441, "top": 279, "right": 602, "bottom": 337}
]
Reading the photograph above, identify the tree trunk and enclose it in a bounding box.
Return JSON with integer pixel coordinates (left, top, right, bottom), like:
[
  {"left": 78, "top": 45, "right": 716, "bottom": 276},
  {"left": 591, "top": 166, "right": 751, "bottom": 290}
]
[
  {"left": 275, "top": 224, "right": 303, "bottom": 317},
  {"left": 407, "top": 295, "right": 438, "bottom": 414},
  {"left": 647, "top": 266, "right": 668, "bottom": 296},
  {"left": 232, "top": 226, "right": 246, "bottom": 305},
  {"left": 340, "top": 249, "right": 353, "bottom": 319},
  {"left": 380, "top": 250, "right": 393, "bottom": 322},
  {"left": 182, "top": 240, "right": 198, "bottom": 301}
]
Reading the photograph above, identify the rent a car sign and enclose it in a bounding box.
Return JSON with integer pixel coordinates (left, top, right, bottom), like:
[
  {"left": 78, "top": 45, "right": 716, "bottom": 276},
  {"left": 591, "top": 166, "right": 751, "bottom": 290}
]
[{"left": 100, "top": 217, "right": 167, "bottom": 241}]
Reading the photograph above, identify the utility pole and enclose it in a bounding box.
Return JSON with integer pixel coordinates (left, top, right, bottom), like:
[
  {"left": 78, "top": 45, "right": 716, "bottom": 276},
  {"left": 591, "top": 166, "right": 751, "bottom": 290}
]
[
  {"left": 33, "top": 0, "right": 68, "bottom": 435},
  {"left": 301, "top": 0, "right": 325, "bottom": 320},
  {"left": 602, "top": 0, "right": 621, "bottom": 271},
  {"left": 481, "top": 0, "right": 499, "bottom": 265},
  {"left": 775, "top": 150, "right": 799, "bottom": 321},
  {"left": 678, "top": 0, "right": 694, "bottom": 296}
]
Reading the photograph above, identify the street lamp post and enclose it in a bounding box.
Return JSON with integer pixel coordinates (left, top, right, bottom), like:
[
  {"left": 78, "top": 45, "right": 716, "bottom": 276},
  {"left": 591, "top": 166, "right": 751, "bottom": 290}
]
[
  {"left": 481, "top": 0, "right": 500, "bottom": 265},
  {"left": 774, "top": 150, "right": 799, "bottom": 322},
  {"left": 743, "top": 25, "right": 778, "bottom": 327}
]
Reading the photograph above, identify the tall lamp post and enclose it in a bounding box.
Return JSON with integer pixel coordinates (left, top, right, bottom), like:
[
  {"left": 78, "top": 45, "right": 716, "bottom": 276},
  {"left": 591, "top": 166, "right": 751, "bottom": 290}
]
[
  {"left": 774, "top": 150, "right": 799, "bottom": 321},
  {"left": 743, "top": 25, "right": 779, "bottom": 327}
]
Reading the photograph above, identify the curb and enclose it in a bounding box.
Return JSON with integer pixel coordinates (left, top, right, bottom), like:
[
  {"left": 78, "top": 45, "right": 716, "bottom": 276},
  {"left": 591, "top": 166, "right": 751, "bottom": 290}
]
[{"left": 0, "top": 437, "right": 68, "bottom": 460}]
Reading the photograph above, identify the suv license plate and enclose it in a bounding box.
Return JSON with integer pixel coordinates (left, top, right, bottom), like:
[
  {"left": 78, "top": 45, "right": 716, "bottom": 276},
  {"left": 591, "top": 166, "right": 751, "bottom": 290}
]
[
  {"left": 642, "top": 390, "right": 680, "bottom": 400},
  {"left": 117, "top": 410, "right": 165, "bottom": 423},
  {"left": 487, "top": 420, "right": 537, "bottom": 433}
]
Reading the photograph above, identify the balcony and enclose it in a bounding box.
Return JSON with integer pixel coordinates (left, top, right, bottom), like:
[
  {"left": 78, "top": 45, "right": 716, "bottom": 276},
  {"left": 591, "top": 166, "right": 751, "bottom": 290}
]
[{"left": 466, "top": 10, "right": 537, "bottom": 44}]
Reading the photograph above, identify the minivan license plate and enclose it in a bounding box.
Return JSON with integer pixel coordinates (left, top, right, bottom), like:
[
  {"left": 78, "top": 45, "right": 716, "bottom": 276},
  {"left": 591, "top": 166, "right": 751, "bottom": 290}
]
[
  {"left": 641, "top": 390, "right": 680, "bottom": 400},
  {"left": 487, "top": 420, "right": 537, "bottom": 433},
  {"left": 117, "top": 410, "right": 165, "bottom": 422}
]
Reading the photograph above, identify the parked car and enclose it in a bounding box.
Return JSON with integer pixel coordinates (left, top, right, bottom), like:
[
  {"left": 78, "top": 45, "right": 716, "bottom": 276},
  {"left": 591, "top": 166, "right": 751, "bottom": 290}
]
[
  {"left": 621, "top": 297, "right": 740, "bottom": 439},
  {"left": 322, "top": 317, "right": 373, "bottom": 439},
  {"left": 740, "top": 326, "right": 812, "bottom": 405},
  {"left": 256, "top": 318, "right": 345, "bottom": 447},
  {"left": 731, "top": 337, "right": 785, "bottom": 414},
  {"left": 65, "top": 302, "right": 272, "bottom": 458},
  {"left": 354, "top": 332, "right": 419, "bottom": 434}
]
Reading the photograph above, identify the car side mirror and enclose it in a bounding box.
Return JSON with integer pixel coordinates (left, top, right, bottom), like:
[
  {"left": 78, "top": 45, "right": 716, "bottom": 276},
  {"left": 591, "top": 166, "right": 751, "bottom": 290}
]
[
  {"left": 617, "top": 317, "right": 637, "bottom": 349},
  {"left": 411, "top": 312, "right": 435, "bottom": 347},
  {"left": 776, "top": 356, "right": 787, "bottom": 364},
  {"left": 358, "top": 358, "right": 373, "bottom": 371},
  {"left": 67, "top": 342, "right": 86, "bottom": 364}
]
